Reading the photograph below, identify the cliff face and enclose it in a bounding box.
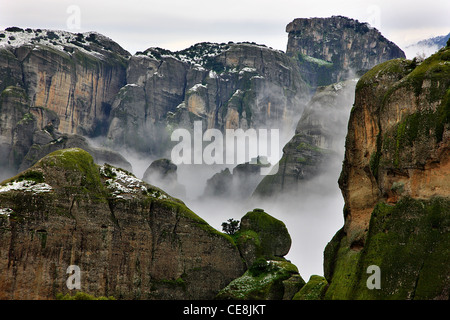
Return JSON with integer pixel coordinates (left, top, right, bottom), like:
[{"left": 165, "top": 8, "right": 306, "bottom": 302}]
[
  {"left": 323, "top": 46, "right": 449, "bottom": 299},
  {"left": 0, "top": 29, "right": 309, "bottom": 175},
  {"left": 253, "top": 79, "right": 356, "bottom": 198},
  {"left": 0, "top": 29, "right": 128, "bottom": 135},
  {"left": 286, "top": 16, "right": 406, "bottom": 86},
  {"left": 0, "top": 148, "right": 245, "bottom": 299},
  {"left": 106, "top": 42, "right": 309, "bottom": 155},
  {"left": 0, "top": 29, "right": 129, "bottom": 176}
]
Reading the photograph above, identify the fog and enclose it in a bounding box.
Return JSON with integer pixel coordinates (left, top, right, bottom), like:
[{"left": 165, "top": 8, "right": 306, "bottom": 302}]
[
  {"left": 118, "top": 81, "right": 355, "bottom": 281},
  {"left": 0, "top": 77, "right": 353, "bottom": 282},
  {"left": 403, "top": 43, "right": 440, "bottom": 60}
]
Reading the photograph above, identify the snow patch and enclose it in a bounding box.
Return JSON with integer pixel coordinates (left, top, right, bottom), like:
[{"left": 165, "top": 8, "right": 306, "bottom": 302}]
[
  {"left": 188, "top": 83, "right": 207, "bottom": 93},
  {"left": 0, "top": 180, "right": 53, "bottom": 194},
  {"left": 100, "top": 165, "right": 168, "bottom": 200},
  {"left": 239, "top": 67, "right": 257, "bottom": 75},
  {"left": 0, "top": 28, "right": 115, "bottom": 61},
  {"left": 0, "top": 208, "right": 13, "bottom": 217}
]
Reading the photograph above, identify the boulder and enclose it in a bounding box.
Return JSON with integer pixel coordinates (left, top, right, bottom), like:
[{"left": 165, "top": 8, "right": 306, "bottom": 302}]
[{"left": 235, "top": 208, "right": 291, "bottom": 267}]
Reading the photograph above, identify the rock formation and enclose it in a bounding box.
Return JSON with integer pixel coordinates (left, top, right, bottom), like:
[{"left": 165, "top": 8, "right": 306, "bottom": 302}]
[
  {"left": 106, "top": 42, "right": 310, "bottom": 155},
  {"left": 323, "top": 45, "right": 450, "bottom": 299},
  {"left": 217, "top": 208, "right": 303, "bottom": 300},
  {"left": 253, "top": 79, "right": 357, "bottom": 198},
  {"left": 234, "top": 208, "right": 292, "bottom": 268},
  {"left": 142, "top": 158, "right": 186, "bottom": 198},
  {"left": 286, "top": 16, "right": 406, "bottom": 86},
  {"left": 202, "top": 159, "right": 270, "bottom": 200},
  {"left": 0, "top": 28, "right": 310, "bottom": 179},
  {"left": 0, "top": 28, "right": 130, "bottom": 176},
  {"left": 0, "top": 148, "right": 245, "bottom": 299}
]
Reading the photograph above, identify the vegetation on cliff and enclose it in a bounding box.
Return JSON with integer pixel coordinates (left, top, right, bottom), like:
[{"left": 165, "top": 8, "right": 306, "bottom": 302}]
[{"left": 324, "top": 45, "right": 450, "bottom": 300}]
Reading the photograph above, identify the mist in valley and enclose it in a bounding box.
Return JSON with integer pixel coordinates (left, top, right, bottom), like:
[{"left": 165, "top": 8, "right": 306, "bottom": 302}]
[
  {"left": 0, "top": 74, "right": 356, "bottom": 283},
  {"left": 115, "top": 81, "right": 355, "bottom": 281}
]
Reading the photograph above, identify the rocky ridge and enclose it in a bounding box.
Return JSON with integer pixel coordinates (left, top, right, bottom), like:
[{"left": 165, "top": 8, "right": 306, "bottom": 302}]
[
  {"left": 106, "top": 41, "right": 309, "bottom": 155},
  {"left": 0, "top": 148, "right": 246, "bottom": 299},
  {"left": 286, "top": 16, "right": 406, "bottom": 86},
  {"left": 0, "top": 28, "right": 130, "bottom": 176}
]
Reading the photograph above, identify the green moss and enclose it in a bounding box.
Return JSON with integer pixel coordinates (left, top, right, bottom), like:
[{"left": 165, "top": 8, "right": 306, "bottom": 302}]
[
  {"left": 216, "top": 260, "right": 299, "bottom": 299},
  {"left": 382, "top": 106, "right": 447, "bottom": 169},
  {"left": 356, "top": 58, "right": 414, "bottom": 93},
  {"left": 35, "top": 148, "right": 105, "bottom": 195},
  {"left": 2, "top": 170, "right": 45, "bottom": 185},
  {"left": 293, "top": 275, "right": 328, "bottom": 300},
  {"left": 56, "top": 292, "right": 115, "bottom": 300},
  {"left": 324, "top": 197, "right": 450, "bottom": 300},
  {"left": 156, "top": 197, "right": 236, "bottom": 247},
  {"left": 369, "top": 133, "right": 382, "bottom": 177},
  {"left": 73, "top": 49, "right": 101, "bottom": 69},
  {"left": 233, "top": 209, "right": 291, "bottom": 267},
  {"left": 323, "top": 235, "right": 363, "bottom": 300},
  {"left": 157, "top": 277, "right": 187, "bottom": 291}
]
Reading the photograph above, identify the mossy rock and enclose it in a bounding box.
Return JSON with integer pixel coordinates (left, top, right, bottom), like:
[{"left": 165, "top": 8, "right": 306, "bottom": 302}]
[
  {"left": 324, "top": 196, "right": 450, "bottom": 300},
  {"left": 293, "top": 275, "right": 328, "bottom": 300},
  {"left": 56, "top": 292, "right": 115, "bottom": 300},
  {"left": 234, "top": 209, "right": 291, "bottom": 266},
  {"left": 34, "top": 148, "right": 105, "bottom": 196},
  {"left": 216, "top": 260, "right": 301, "bottom": 300}
]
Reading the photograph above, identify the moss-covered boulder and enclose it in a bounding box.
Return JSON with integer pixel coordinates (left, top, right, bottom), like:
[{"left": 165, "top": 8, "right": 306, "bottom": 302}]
[
  {"left": 216, "top": 259, "right": 304, "bottom": 300},
  {"left": 293, "top": 275, "right": 328, "bottom": 300},
  {"left": 234, "top": 208, "right": 291, "bottom": 267}
]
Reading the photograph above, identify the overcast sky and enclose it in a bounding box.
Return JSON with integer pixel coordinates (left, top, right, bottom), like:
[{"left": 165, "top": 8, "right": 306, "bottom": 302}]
[{"left": 1, "top": 0, "right": 449, "bottom": 56}]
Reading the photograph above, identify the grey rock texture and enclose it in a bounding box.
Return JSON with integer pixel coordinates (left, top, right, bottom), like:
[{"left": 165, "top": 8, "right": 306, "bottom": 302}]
[
  {"left": 106, "top": 42, "right": 310, "bottom": 155},
  {"left": 253, "top": 80, "right": 357, "bottom": 198},
  {"left": 142, "top": 158, "right": 186, "bottom": 199},
  {"left": 286, "top": 16, "right": 406, "bottom": 86}
]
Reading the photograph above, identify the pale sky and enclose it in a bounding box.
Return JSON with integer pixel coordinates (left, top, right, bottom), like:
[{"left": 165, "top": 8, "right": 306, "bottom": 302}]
[{"left": 1, "top": 0, "right": 449, "bottom": 56}]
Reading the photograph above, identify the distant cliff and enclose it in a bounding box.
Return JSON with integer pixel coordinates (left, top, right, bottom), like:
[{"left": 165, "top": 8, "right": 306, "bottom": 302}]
[
  {"left": 253, "top": 79, "right": 356, "bottom": 198},
  {"left": 106, "top": 42, "right": 309, "bottom": 155},
  {"left": 286, "top": 16, "right": 406, "bottom": 86},
  {"left": 0, "top": 28, "right": 310, "bottom": 176},
  {"left": 0, "top": 28, "right": 130, "bottom": 176},
  {"left": 323, "top": 45, "right": 449, "bottom": 299},
  {"left": 0, "top": 19, "right": 405, "bottom": 177}
]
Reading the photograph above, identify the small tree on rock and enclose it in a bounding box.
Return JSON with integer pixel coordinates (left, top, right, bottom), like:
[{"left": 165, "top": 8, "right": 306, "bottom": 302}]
[{"left": 221, "top": 218, "right": 240, "bottom": 235}]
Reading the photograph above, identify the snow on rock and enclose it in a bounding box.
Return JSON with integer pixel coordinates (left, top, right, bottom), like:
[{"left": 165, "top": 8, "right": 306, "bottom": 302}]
[
  {"left": 100, "top": 165, "right": 168, "bottom": 200},
  {"left": 0, "top": 27, "right": 129, "bottom": 61},
  {"left": 0, "top": 180, "right": 53, "bottom": 194},
  {"left": 0, "top": 208, "right": 13, "bottom": 217}
]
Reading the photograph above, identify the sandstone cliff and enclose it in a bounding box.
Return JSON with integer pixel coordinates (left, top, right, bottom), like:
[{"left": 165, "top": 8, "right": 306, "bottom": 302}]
[
  {"left": 323, "top": 45, "right": 449, "bottom": 299},
  {"left": 0, "top": 28, "right": 310, "bottom": 177},
  {"left": 0, "top": 148, "right": 245, "bottom": 299},
  {"left": 286, "top": 16, "right": 406, "bottom": 87},
  {"left": 0, "top": 28, "right": 130, "bottom": 176}
]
